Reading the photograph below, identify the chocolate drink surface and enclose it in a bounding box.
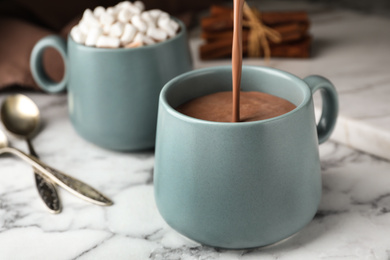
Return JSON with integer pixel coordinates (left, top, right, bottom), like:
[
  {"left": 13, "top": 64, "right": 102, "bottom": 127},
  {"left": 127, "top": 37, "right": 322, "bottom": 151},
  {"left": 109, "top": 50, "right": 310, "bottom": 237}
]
[{"left": 176, "top": 91, "right": 296, "bottom": 122}]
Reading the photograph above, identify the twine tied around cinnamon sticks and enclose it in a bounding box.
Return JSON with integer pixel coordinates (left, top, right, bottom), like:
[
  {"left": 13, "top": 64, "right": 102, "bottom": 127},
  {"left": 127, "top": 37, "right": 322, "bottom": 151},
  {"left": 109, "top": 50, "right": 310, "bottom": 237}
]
[
  {"left": 242, "top": 2, "right": 282, "bottom": 61},
  {"left": 199, "top": 5, "right": 311, "bottom": 60}
]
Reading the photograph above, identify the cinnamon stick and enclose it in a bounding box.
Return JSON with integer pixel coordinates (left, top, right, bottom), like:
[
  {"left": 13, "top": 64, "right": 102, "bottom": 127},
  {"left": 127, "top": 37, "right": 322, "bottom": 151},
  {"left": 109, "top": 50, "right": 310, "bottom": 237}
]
[
  {"left": 200, "top": 35, "right": 312, "bottom": 60},
  {"left": 210, "top": 5, "right": 232, "bottom": 16},
  {"left": 202, "top": 22, "right": 309, "bottom": 43},
  {"left": 262, "top": 12, "right": 310, "bottom": 26},
  {"left": 202, "top": 6, "right": 309, "bottom": 32},
  {"left": 201, "top": 15, "right": 233, "bottom": 32},
  {"left": 210, "top": 5, "right": 309, "bottom": 25}
]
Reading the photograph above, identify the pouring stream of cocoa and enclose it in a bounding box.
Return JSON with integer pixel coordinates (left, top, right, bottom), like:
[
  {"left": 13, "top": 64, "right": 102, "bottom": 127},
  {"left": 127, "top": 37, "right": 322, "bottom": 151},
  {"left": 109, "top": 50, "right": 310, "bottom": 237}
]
[
  {"left": 232, "top": 0, "right": 245, "bottom": 122},
  {"left": 176, "top": 1, "right": 297, "bottom": 123}
]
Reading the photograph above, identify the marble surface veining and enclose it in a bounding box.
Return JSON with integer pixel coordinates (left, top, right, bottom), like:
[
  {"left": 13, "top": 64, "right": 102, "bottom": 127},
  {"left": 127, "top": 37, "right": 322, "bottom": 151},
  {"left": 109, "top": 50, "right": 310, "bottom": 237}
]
[
  {"left": 0, "top": 92, "right": 390, "bottom": 259},
  {"left": 1, "top": 2, "right": 390, "bottom": 259},
  {"left": 191, "top": 0, "right": 390, "bottom": 160}
]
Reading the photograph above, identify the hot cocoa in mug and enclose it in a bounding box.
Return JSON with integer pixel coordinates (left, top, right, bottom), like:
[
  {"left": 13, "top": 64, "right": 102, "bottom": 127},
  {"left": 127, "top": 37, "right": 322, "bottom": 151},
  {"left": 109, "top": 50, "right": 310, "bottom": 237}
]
[
  {"left": 154, "top": 65, "right": 338, "bottom": 249},
  {"left": 177, "top": 91, "right": 296, "bottom": 122}
]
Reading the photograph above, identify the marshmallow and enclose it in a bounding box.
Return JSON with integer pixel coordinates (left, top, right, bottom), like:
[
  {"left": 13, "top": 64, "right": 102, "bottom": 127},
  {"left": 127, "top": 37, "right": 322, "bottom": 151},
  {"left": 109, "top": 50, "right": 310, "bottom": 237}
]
[
  {"left": 82, "top": 9, "right": 93, "bottom": 18},
  {"left": 149, "top": 9, "right": 162, "bottom": 20},
  {"left": 159, "top": 12, "right": 170, "bottom": 21},
  {"left": 103, "top": 23, "right": 111, "bottom": 34},
  {"left": 125, "top": 41, "right": 143, "bottom": 48},
  {"left": 120, "top": 23, "right": 137, "bottom": 44},
  {"left": 83, "top": 9, "right": 100, "bottom": 27},
  {"left": 70, "top": 26, "right": 86, "bottom": 44},
  {"left": 163, "top": 25, "right": 176, "bottom": 38},
  {"left": 131, "top": 15, "right": 147, "bottom": 32},
  {"left": 96, "top": 35, "right": 120, "bottom": 48},
  {"left": 170, "top": 19, "right": 179, "bottom": 32},
  {"left": 133, "top": 1, "right": 145, "bottom": 13},
  {"left": 100, "top": 12, "right": 115, "bottom": 26},
  {"left": 132, "top": 32, "right": 154, "bottom": 45},
  {"left": 93, "top": 6, "right": 105, "bottom": 18},
  {"left": 109, "top": 22, "right": 125, "bottom": 37},
  {"left": 147, "top": 27, "right": 167, "bottom": 41},
  {"left": 114, "top": 1, "right": 129, "bottom": 11},
  {"left": 142, "top": 35, "right": 155, "bottom": 45},
  {"left": 78, "top": 20, "right": 90, "bottom": 35},
  {"left": 132, "top": 32, "right": 144, "bottom": 44},
  {"left": 85, "top": 27, "right": 103, "bottom": 46},
  {"left": 127, "top": 3, "right": 142, "bottom": 14},
  {"left": 106, "top": 7, "right": 117, "bottom": 16},
  {"left": 115, "top": 1, "right": 130, "bottom": 8},
  {"left": 117, "top": 8, "right": 132, "bottom": 23},
  {"left": 141, "top": 11, "right": 156, "bottom": 28},
  {"left": 157, "top": 16, "right": 176, "bottom": 37}
]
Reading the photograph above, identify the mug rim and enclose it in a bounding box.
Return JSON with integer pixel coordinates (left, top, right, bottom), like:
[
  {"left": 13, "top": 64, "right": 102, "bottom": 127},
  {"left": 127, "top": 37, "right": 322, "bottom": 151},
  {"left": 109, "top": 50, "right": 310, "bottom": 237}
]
[
  {"left": 160, "top": 65, "right": 312, "bottom": 126},
  {"left": 67, "top": 17, "right": 186, "bottom": 52}
]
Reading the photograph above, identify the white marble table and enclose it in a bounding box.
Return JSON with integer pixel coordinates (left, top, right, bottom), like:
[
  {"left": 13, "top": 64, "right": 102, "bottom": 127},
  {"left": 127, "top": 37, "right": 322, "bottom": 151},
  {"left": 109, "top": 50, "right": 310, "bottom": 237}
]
[
  {"left": 2, "top": 2, "right": 390, "bottom": 259},
  {"left": 1, "top": 93, "right": 390, "bottom": 259}
]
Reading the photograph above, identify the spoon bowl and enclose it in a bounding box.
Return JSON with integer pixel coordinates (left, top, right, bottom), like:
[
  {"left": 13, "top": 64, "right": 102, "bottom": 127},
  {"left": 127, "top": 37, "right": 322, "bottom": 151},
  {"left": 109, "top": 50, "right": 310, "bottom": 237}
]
[{"left": 1, "top": 94, "right": 40, "bottom": 138}]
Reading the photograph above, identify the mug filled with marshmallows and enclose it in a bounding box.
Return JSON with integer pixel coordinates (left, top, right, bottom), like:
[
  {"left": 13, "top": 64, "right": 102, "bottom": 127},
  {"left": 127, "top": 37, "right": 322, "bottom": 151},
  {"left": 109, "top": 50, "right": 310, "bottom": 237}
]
[{"left": 30, "top": 1, "right": 193, "bottom": 151}]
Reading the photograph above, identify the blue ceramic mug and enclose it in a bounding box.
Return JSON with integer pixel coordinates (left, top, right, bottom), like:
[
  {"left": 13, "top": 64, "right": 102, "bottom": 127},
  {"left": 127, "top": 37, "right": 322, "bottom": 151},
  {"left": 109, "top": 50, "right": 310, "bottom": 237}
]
[
  {"left": 30, "top": 19, "right": 192, "bottom": 151},
  {"left": 154, "top": 66, "right": 338, "bottom": 249}
]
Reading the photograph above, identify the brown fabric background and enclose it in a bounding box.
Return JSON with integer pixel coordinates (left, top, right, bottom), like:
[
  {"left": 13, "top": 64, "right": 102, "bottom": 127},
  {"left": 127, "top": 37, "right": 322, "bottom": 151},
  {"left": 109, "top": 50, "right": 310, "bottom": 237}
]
[{"left": 0, "top": 0, "right": 224, "bottom": 91}]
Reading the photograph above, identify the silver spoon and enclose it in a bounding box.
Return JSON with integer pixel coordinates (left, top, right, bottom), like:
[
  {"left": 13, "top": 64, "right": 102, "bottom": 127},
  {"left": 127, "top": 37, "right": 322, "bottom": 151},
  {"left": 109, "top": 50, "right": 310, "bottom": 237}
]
[
  {"left": 1, "top": 94, "right": 61, "bottom": 213},
  {"left": 0, "top": 128, "right": 113, "bottom": 206}
]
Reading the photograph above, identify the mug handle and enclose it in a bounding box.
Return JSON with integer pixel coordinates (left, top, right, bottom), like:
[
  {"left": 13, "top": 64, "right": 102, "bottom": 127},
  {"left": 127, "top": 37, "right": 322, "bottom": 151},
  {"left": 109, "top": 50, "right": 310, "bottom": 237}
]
[
  {"left": 30, "top": 35, "right": 68, "bottom": 93},
  {"left": 303, "top": 75, "right": 338, "bottom": 144}
]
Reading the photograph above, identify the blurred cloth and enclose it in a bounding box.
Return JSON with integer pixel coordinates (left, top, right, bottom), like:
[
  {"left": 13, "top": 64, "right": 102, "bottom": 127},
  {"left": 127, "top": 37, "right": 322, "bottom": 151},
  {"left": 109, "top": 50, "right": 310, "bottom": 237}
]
[{"left": 0, "top": 0, "right": 223, "bottom": 91}]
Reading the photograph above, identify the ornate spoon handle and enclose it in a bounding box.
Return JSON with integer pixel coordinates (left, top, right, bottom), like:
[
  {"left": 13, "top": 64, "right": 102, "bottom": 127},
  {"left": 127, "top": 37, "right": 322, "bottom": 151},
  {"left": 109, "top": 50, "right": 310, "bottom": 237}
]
[{"left": 27, "top": 139, "right": 62, "bottom": 213}]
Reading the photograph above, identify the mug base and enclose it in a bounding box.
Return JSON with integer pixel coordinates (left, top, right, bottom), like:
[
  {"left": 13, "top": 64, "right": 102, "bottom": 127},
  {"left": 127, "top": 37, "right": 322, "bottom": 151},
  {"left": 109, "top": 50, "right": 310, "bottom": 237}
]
[
  {"left": 165, "top": 219, "right": 307, "bottom": 250},
  {"left": 157, "top": 200, "right": 318, "bottom": 250}
]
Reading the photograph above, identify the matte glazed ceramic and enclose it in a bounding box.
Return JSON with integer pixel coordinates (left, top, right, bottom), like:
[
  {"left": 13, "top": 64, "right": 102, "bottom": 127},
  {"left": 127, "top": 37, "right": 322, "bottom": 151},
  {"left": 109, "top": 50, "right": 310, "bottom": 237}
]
[
  {"left": 154, "top": 66, "right": 338, "bottom": 249},
  {"left": 30, "top": 20, "right": 192, "bottom": 151}
]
